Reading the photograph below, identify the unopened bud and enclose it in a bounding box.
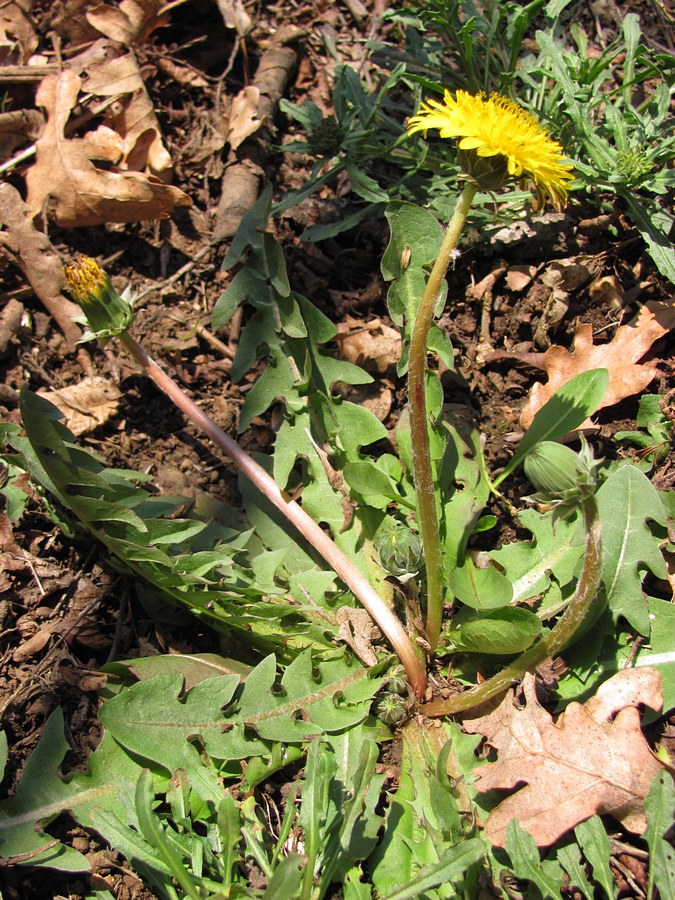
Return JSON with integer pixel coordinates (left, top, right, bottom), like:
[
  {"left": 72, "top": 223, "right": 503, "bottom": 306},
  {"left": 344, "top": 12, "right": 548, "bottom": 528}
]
[
  {"left": 524, "top": 441, "right": 581, "bottom": 496},
  {"left": 385, "top": 665, "right": 408, "bottom": 696},
  {"left": 616, "top": 147, "right": 653, "bottom": 184},
  {"left": 375, "top": 691, "right": 409, "bottom": 725},
  {"left": 376, "top": 521, "right": 421, "bottom": 577},
  {"left": 308, "top": 116, "right": 344, "bottom": 157}
]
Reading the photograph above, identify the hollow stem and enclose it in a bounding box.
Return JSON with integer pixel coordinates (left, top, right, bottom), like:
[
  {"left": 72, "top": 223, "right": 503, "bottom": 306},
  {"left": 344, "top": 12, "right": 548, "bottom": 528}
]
[
  {"left": 408, "top": 182, "right": 477, "bottom": 652},
  {"left": 421, "top": 493, "right": 602, "bottom": 716},
  {"left": 117, "top": 331, "right": 427, "bottom": 699}
]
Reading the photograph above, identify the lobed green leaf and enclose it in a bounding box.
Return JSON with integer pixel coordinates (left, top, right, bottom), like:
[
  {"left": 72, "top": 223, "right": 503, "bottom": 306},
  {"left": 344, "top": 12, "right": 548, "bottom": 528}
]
[{"left": 596, "top": 465, "right": 668, "bottom": 634}]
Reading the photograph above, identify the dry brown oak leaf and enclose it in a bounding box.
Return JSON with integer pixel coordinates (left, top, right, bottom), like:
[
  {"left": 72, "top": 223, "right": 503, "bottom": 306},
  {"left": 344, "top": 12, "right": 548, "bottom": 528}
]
[
  {"left": 39, "top": 376, "right": 121, "bottom": 436},
  {"left": 0, "top": 182, "right": 82, "bottom": 351},
  {"left": 86, "top": 0, "right": 175, "bottom": 46},
  {"left": 463, "top": 669, "right": 670, "bottom": 848},
  {"left": 25, "top": 69, "right": 190, "bottom": 227},
  {"left": 81, "top": 48, "right": 173, "bottom": 175},
  {"left": 0, "top": 0, "right": 38, "bottom": 64},
  {"left": 336, "top": 315, "right": 402, "bottom": 374},
  {"left": 520, "top": 300, "right": 675, "bottom": 429}
]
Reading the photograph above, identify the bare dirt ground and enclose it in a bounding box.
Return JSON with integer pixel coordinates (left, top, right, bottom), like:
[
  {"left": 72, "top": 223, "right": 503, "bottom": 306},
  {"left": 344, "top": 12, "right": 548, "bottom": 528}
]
[{"left": 0, "top": 0, "right": 673, "bottom": 896}]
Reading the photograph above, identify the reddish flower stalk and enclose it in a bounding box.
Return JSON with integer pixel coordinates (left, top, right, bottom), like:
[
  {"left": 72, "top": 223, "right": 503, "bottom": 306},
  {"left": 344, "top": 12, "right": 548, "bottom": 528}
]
[{"left": 65, "top": 257, "right": 427, "bottom": 698}]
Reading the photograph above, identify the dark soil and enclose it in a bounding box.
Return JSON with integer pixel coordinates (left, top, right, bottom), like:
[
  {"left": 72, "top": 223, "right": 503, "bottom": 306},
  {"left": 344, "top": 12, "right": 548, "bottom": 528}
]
[{"left": 0, "top": 0, "right": 673, "bottom": 897}]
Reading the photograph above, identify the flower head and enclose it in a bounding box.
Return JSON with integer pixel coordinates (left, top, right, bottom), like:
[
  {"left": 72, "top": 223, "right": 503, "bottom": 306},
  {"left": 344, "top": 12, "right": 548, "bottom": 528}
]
[
  {"left": 375, "top": 519, "right": 421, "bottom": 578},
  {"left": 524, "top": 438, "right": 600, "bottom": 525},
  {"left": 65, "top": 256, "right": 134, "bottom": 342},
  {"left": 408, "top": 90, "right": 574, "bottom": 210},
  {"left": 616, "top": 146, "right": 653, "bottom": 185}
]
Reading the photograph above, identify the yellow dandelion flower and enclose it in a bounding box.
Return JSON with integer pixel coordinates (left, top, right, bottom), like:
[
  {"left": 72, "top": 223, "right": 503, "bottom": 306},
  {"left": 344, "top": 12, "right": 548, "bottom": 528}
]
[
  {"left": 65, "top": 256, "right": 134, "bottom": 340},
  {"left": 65, "top": 256, "right": 106, "bottom": 304},
  {"left": 408, "top": 90, "right": 574, "bottom": 211}
]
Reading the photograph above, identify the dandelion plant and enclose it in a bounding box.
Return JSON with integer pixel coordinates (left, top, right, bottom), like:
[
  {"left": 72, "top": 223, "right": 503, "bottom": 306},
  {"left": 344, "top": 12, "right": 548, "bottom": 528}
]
[
  {"left": 405, "top": 90, "right": 574, "bottom": 650},
  {"left": 58, "top": 91, "right": 604, "bottom": 716}
]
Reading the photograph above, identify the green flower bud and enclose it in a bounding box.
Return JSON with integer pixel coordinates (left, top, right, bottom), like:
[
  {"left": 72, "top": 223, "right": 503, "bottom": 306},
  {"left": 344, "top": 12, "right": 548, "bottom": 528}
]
[
  {"left": 524, "top": 441, "right": 581, "bottom": 496},
  {"left": 385, "top": 665, "right": 408, "bottom": 696},
  {"left": 375, "top": 521, "right": 421, "bottom": 577},
  {"left": 616, "top": 147, "right": 653, "bottom": 185},
  {"left": 65, "top": 256, "right": 134, "bottom": 342},
  {"left": 375, "top": 691, "right": 409, "bottom": 726},
  {"left": 307, "top": 115, "right": 344, "bottom": 157},
  {"left": 523, "top": 439, "right": 599, "bottom": 524}
]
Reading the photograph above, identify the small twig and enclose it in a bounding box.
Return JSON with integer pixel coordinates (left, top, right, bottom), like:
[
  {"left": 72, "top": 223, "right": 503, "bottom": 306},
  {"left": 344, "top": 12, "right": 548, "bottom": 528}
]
[
  {"left": 20, "top": 552, "right": 46, "bottom": 597},
  {"left": 195, "top": 322, "right": 235, "bottom": 360},
  {"left": 341, "top": 0, "right": 368, "bottom": 22},
  {"left": 611, "top": 856, "right": 646, "bottom": 899},
  {"left": 609, "top": 838, "right": 649, "bottom": 862},
  {"left": 0, "top": 65, "right": 57, "bottom": 82},
  {"left": 622, "top": 634, "right": 645, "bottom": 668},
  {"left": 133, "top": 246, "right": 211, "bottom": 304}
]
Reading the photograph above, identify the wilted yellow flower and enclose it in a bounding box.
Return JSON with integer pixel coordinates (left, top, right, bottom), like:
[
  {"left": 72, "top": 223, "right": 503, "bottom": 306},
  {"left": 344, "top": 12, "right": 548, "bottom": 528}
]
[
  {"left": 408, "top": 90, "right": 574, "bottom": 210},
  {"left": 65, "top": 256, "right": 105, "bottom": 303},
  {"left": 65, "top": 256, "right": 134, "bottom": 341}
]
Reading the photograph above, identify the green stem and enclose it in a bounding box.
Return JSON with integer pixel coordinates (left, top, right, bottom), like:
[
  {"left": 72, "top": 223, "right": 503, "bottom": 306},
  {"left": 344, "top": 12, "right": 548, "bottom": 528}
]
[
  {"left": 118, "top": 331, "right": 428, "bottom": 699},
  {"left": 408, "top": 182, "right": 477, "bottom": 652},
  {"left": 421, "top": 493, "right": 602, "bottom": 716}
]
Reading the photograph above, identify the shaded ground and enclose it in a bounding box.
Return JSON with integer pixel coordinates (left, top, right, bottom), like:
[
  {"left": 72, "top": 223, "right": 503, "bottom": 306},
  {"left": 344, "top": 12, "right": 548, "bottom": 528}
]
[{"left": 0, "top": 0, "right": 673, "bottom": 896}]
